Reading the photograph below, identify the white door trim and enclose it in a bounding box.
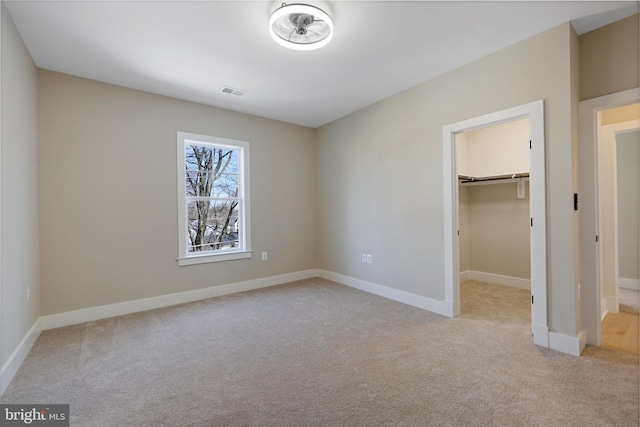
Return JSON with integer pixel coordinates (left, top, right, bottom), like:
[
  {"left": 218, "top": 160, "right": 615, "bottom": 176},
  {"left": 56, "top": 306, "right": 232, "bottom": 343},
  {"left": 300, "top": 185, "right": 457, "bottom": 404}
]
[
  {"left": 443, "top": 100, "right": 548, "bottom": 347},
  {"left": 0, "top": 2, "right": 3, "bottom": 375},
  {"left": 579, "top": 87, "right": 640, "bottom": 346}
]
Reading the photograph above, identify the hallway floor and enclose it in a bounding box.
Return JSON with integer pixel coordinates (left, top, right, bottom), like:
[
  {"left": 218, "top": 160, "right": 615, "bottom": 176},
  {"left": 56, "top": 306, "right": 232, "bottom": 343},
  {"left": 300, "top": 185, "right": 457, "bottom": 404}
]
[{"left": 602, "top": 311, "right": 640, "bottom": 356}]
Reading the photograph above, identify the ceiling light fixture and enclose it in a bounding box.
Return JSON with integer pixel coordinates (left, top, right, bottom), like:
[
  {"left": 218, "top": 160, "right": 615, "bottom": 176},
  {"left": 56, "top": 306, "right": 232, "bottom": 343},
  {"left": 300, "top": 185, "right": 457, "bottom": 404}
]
[{"left": 269, "top": 3, "right": 334, "bottom": 51}]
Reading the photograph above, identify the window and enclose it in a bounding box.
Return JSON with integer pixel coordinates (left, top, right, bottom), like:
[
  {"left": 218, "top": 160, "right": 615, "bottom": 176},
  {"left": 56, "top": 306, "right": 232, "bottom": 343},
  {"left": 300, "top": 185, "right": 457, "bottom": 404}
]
[{"left": 177, "top": 132, "right": 251, "bottom": 266}]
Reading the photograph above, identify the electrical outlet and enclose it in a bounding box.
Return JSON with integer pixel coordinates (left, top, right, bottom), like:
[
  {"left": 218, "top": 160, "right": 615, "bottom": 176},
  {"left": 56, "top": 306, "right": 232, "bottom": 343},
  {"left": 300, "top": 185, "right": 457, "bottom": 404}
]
[
  {"left": 26, "top": 287, "right": 31, "bottom": 302},
  {"left": 362, "top": 254, "right": 367, "bottom": 263},
  {"left": 261, "top": 252, "right": 268, "bottom": 261},
  {"left": 366, "top": 254, "right": 372, "bottom": 264}
]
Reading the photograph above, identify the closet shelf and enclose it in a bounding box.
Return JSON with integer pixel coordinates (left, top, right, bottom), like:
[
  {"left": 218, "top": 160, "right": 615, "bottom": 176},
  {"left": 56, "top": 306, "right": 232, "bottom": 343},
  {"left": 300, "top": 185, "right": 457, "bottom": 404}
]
[{"left": 458, "top": 172, "right": 529, "bottom": 186}]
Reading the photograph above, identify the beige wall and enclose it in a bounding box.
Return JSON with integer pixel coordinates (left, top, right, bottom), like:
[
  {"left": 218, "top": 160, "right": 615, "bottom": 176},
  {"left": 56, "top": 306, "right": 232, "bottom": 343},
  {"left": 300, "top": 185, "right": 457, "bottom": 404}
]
[
  {"left": 601, "top": 103, "right": 640, "bottom": 126},
  {"left": 616, "top": 131, "right": 639, "bottom": 281},
  {"left": 316, "top": 23, "right": 580, "bottom": 336},
  {"left": 579, "top": 13, "right": 639, "bottom": 101},
  {"left": 458, "top": 119, "right": 530, "bottom": 178},
  {"left": 466, "top": 183, "right": 530, "bottom": 280},
  {"left": 1, "top": 3, "right": 40, "bottom": 366},
  {"left": 458, "top": 120, "right": 531, "bottom": 280},
  {"left": 38, "top": 71, "right": 317, "bottom": 315}
]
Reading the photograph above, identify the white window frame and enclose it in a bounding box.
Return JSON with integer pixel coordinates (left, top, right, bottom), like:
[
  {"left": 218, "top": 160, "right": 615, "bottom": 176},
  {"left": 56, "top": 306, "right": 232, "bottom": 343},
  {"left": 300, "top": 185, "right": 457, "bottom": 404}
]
[{"left": 177, "top": 131, "right": 251, "bottom": 266}]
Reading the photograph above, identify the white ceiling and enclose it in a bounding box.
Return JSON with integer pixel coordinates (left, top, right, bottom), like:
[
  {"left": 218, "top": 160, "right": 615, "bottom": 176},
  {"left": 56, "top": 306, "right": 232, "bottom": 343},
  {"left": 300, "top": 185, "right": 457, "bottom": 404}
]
[{"left": 5, "top": 1, "right": 638, "bottom": 128}]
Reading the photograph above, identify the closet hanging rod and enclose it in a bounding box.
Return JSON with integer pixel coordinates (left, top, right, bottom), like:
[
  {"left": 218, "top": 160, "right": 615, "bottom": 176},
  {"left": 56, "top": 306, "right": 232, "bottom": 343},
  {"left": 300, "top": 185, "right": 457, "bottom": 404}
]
[{"left": 458, "top": 172, "right": 529, "bottom": 184}]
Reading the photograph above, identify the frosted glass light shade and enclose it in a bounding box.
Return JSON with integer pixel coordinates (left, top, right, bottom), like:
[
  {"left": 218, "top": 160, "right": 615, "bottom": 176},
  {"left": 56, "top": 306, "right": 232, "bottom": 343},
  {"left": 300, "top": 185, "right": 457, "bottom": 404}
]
[{"left": 269, "top": 3, "right": 334, "bottom": 51}]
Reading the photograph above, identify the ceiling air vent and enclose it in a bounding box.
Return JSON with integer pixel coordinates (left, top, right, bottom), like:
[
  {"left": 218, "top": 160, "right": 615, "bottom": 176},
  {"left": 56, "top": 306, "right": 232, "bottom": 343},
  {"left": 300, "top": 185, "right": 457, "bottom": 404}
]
[{"left": 220, "top": 86, "right": 247, "bottom": 97}]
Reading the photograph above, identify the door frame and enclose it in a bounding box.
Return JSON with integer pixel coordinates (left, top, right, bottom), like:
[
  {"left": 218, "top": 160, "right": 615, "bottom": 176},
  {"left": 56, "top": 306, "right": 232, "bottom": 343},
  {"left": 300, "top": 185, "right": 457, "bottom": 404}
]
[
  {"left": 579, "top": 87, "right": 640, "bottom": 346},
  {"left": 443, "top": 100, "right": 548, "bottom": 347},
  {"left": 599, "top": 120, "right": 640, "bottom": 314}
]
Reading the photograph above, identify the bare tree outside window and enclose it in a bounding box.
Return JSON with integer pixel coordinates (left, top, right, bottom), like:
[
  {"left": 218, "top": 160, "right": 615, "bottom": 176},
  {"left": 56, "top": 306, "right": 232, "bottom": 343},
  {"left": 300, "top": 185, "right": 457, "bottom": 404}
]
[{"left": 185, "top": 145, "right": 240, "bottom": 252}]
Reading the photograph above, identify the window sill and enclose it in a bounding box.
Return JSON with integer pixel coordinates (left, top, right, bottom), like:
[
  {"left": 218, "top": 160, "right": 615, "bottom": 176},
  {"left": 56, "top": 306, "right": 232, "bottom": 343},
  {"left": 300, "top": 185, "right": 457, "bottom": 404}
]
[{"left": 177, "top": 250, "right": 252, "bottom": 266}]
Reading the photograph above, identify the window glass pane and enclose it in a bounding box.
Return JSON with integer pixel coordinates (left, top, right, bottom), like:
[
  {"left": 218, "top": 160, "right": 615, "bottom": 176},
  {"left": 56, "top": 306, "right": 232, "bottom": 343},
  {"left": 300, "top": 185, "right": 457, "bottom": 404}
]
[
  {"left": 214, "top": 172, "right": 238, "bottom": 198},
  {"left": 185, "top": 145, "right": 212, "bottom": 197},
  {"left": 214, "top": 150, "right": 238, "bottom": 197},
  {"left": 185, "top": 146, "right": 238, "bottom": 198},
  {"left": 187, "top": 200, "right": 240, "bottom": 252}
]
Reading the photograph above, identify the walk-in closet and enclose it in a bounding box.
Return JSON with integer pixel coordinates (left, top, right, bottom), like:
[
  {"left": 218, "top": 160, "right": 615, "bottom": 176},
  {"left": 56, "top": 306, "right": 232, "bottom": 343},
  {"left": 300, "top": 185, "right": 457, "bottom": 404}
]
[{"left": 457, "top": 119, "right": 531, "bottom": 323}]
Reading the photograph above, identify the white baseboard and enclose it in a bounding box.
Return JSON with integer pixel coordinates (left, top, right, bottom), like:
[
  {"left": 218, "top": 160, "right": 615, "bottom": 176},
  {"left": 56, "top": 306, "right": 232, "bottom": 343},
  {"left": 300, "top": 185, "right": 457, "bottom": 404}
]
[
  {"left": 461, "top": 270, "right": 530, "bottom": 290},
  {"left": 0, "top": 319, "right": 42, "bottom": 396},
  {"left": 532, "top": 322, "right": 549, "bottom": 348},
  {"left": 459, "top": 270, "right": 471, "bottom": 282},
  {"left": 40, "top": 269, "right": 318, "bottom": 330},
  {"left": 577, "top": 329, "right": 587, "bottom": 355},
  {"left": 318, "top": 270, "right": 452, "bottom": 317},
  {"left": 603, "top": 295, "right": 619, "bottom": 314},
  {"left": 600, "top": 296, "right": 609, "bottom": 321},
  {"left": 549, "top": 329, "right": 586, "bottom": 357},
  {"left": 619, "top": 277, "right": 640, "bottom": 291}
]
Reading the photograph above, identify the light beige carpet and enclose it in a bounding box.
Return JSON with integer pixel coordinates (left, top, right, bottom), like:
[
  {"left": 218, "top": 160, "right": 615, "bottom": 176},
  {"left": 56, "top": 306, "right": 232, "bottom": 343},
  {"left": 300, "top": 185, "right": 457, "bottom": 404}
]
[
  {"left": 2, "top": 278, "right": 638, "bottom": 426},
  {"left": 460, "top": 279, "right": 530, "bottom": 325},
  {"left": 619, "top": 288, "right": 640, "bottom": 314}
]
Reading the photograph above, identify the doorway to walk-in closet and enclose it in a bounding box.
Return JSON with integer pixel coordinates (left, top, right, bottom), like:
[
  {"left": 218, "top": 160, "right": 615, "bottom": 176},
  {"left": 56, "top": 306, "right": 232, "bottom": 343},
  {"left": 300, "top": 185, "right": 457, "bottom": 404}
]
[
  {"left": 443, "top": 100, "right": 547, "bottom": 347},
  {"left": 456, "top": 119, "right": 532, "bottom": 327}
]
